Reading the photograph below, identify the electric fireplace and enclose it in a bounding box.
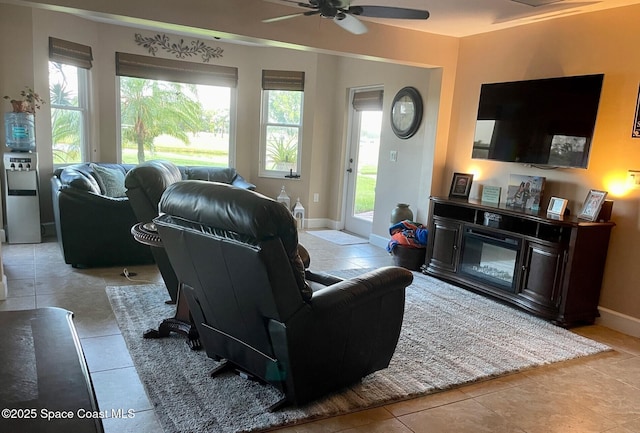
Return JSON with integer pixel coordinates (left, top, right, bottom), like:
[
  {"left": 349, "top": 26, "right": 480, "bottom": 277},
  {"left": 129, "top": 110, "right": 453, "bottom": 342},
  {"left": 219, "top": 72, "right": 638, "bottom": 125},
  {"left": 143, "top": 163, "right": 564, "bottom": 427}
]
[{"left": 460, "top": 228, "right": 521, "bottom": 293}]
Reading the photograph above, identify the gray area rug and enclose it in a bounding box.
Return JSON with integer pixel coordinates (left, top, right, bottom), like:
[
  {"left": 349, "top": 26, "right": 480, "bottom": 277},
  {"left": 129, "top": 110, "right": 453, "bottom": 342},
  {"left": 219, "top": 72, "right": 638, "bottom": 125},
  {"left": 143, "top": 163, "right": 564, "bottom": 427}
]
[{"left": 106, "top": 270, "right": 609, "bottom": 433}]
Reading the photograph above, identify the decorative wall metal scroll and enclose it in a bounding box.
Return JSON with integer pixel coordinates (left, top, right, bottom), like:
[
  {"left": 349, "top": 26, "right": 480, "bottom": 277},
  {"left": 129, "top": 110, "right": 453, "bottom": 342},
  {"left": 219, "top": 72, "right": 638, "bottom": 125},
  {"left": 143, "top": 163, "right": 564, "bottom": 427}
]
[{"left": 134, "top": 33, "right": 224, "bottom": 62}]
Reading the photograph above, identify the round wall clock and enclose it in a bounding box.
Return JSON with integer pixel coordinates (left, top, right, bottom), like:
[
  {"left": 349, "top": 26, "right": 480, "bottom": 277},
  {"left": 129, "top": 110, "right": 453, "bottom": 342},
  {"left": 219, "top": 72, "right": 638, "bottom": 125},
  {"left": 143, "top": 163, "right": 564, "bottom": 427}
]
[{"left": 391, "top": 86, "right": 423, "bottom": 139}]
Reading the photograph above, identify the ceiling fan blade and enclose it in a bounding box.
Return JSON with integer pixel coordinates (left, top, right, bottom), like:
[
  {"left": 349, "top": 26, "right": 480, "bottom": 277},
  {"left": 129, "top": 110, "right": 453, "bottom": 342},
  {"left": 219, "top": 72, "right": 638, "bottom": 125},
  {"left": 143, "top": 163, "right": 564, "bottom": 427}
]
[
  {"left": 262, "top": 13, "right": 305, "bottom": 23},
  {"left": 351, "top": 6, "right": 429, "bottom": 20},
  {"left": 334, "top": 13, "right": 368, "bottom": 34}
]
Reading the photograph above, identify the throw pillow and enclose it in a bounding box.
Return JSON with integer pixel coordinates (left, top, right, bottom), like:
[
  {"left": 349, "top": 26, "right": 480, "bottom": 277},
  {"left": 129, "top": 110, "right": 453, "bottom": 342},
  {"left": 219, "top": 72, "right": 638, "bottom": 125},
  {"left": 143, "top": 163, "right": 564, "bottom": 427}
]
[{"left": 90, "top": 163, "right": 127, "bottom": 198}]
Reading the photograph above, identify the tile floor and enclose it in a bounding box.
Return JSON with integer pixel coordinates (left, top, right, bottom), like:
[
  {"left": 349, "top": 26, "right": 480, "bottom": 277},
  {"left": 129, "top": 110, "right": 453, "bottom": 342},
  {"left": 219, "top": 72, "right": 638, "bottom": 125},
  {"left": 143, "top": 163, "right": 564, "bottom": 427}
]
[{"left": 1, "top": 232, "right": 640, "bottom": 433}]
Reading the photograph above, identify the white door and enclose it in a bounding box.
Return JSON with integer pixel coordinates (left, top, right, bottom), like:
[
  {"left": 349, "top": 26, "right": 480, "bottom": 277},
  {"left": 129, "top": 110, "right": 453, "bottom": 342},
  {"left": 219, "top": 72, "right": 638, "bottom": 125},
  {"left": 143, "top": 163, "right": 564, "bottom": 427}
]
[{"left": 344, "top": 89, "right": 383, "bottom": 237}]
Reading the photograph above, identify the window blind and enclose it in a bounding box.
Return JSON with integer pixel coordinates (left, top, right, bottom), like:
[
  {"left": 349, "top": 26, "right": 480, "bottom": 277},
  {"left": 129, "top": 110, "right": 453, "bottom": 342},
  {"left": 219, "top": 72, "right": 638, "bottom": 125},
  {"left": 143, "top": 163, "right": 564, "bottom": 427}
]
[
  {"left": 49, "top": 37, "right": 93, "bottom": 69},
  {"left": 352, "top": 90, "right": 384, "bottom": 111},
  {"left": 262, "top": 70, "right": 305, "bottom": 91},
  {"left": 116, "top": 52, "right": 238, "bottom": 87}
]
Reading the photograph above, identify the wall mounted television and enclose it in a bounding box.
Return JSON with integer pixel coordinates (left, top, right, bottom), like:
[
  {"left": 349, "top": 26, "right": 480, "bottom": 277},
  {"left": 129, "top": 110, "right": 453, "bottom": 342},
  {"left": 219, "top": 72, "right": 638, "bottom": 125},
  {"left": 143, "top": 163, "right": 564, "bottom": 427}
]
[{"left": 472, "top": 74, "right": 604, "bottom": 169}]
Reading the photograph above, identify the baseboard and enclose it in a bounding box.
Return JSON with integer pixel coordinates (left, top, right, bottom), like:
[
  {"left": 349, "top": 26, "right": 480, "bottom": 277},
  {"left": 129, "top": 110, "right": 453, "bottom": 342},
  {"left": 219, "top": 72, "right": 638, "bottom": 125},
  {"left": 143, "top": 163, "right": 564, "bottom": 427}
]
[
  {"left": 305, "top": 218, "right": 340, "bottom": 230},
  {"left": 596, "top": 307, "right": 640, "bottom": 338}
]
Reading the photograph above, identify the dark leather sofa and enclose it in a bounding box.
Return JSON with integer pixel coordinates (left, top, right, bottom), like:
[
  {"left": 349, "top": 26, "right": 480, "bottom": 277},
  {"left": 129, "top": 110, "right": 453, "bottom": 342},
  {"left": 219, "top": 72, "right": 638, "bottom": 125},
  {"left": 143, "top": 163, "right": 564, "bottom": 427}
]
[
  {"left": 154, "top": 181, "right": 413, "bottom": 408},
  {"left": 51, "top": 162, "right": 254, "bottom": 268},
  {"left": 51, "top": 163, "right": 153, "bottom": 268},
  {"left": 124, "top": 160, "right": 255, "bottom": 301}
]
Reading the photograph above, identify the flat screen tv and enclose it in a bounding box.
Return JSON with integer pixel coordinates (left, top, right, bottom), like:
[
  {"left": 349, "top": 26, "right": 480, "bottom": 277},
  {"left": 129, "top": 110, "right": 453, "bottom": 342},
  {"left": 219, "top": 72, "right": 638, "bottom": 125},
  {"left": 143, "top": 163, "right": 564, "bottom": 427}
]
[{"left": 472, "top": 74, "right": 604, "bottom": 169}]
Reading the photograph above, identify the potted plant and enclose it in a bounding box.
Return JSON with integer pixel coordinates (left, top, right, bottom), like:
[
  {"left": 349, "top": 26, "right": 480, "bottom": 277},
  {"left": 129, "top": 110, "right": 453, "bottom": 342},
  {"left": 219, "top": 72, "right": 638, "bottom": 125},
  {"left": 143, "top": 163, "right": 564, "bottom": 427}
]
[{"left": 3, "top": 87, "right": 46, "bottom": 114}]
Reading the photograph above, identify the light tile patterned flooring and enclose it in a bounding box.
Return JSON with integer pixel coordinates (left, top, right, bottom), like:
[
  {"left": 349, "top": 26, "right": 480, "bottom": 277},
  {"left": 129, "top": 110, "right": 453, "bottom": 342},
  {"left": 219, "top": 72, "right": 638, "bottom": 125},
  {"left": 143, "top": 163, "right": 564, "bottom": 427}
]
[{"left": 1, "top": 232, "right": 640, "bottom": 433}]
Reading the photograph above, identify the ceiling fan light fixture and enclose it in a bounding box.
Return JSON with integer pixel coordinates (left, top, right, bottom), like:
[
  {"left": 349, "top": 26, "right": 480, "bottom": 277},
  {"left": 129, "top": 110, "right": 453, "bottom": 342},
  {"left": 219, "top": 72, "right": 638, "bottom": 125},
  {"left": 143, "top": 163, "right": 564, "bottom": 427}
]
[{"left": 318, "top": 3, "right": 338, "bottom": 17}]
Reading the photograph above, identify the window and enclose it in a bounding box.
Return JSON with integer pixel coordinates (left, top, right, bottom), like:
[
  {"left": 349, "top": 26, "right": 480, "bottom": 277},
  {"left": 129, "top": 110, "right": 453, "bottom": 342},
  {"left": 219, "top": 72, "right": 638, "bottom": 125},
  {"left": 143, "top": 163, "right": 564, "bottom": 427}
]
[
  {"left": 48, "top": 38, "right": 92, "bottom": 164},
  {"left": 260, "top": 70, "right": 305, "bottom": 177},
  {"left": 116, "top": 53, "right": 237, "bottom": 166}
]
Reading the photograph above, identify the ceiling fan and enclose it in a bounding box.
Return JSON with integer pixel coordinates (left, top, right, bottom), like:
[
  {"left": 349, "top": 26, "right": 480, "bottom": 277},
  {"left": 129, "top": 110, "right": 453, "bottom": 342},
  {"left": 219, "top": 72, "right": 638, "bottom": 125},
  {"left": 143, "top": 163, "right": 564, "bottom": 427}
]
[{"left": 263, "top": 0, "right": 430, "bottom": 35}]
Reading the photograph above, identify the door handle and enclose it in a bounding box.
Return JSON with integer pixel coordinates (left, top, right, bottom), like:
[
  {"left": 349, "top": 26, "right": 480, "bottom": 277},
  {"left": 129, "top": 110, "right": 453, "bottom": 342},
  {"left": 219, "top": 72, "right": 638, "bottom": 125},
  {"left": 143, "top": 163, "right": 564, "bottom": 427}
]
[{"left": 346, "top": 168, "right": 353, "bottom": 173}]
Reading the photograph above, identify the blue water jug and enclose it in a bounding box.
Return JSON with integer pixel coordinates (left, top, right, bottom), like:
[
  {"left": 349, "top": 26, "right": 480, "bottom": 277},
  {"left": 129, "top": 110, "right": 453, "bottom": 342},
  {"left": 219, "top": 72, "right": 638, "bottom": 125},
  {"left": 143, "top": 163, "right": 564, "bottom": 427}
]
[{"left": 4, "top": 112, "right": 36, "bottom": 151}]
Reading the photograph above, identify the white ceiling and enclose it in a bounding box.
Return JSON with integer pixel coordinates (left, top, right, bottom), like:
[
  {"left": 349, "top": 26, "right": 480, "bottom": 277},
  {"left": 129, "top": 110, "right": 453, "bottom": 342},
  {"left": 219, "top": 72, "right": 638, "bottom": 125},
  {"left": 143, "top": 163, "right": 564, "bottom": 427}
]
[{"left": 268, "top": 0, "right": 640, "bottom": 37}]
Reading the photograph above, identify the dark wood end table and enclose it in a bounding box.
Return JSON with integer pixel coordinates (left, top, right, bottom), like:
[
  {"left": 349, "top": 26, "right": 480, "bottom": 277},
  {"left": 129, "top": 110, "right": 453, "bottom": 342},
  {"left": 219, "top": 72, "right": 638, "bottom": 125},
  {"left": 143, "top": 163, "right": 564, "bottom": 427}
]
[
  {"left": 0, "top": 308, "right": 104, "bottom": 433},
  {"left": 131, "top": 223, "right": 200, "bottom": 350}
]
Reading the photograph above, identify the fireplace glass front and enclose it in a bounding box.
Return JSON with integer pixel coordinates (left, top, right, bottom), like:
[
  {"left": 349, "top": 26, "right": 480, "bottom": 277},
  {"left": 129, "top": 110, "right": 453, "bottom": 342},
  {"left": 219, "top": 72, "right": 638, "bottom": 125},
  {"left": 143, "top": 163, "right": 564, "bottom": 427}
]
[{"left": 460, "top": 228, "right": 521, "bottom": 292}]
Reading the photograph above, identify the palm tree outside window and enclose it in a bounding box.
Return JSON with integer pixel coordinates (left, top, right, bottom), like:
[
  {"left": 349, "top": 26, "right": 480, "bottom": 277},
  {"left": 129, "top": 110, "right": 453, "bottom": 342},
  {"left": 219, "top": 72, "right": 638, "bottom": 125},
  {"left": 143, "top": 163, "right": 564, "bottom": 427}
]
[
  {"left": 49, "top": 61, "right": 89, "bottom": 164},
  {"left": 119, "top": 78, "right": 232, "bottom": 166},
  {"left": 48, "top": 38, "right": 93, "bottom": 165},
  {"left": 116, "top": 52, "right": 237, "bottom": 167}
]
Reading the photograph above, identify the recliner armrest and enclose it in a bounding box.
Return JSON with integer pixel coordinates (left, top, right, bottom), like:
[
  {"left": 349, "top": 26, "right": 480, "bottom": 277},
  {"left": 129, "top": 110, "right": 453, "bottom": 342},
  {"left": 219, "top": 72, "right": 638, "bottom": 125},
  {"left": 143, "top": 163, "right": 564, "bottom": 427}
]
[
  {"left": 305, "top": 270, "right": 343, "bottom": 287},
  {"left": 310, "top": 266, "right": 413, "bottom": 312}
]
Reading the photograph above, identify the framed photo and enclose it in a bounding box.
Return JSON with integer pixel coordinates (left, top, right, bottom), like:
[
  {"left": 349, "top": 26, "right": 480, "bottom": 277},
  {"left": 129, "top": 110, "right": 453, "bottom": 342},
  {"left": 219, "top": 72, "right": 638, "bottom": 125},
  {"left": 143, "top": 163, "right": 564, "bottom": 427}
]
[
  {"left": 578, "top": 189, "right": 608, "bottom": 221},
  {"left": 505, "top": 174, "right": 546, "bottom": 211},
  {"left": 633, "top": 83, "right": 640, "bottom": 138},
  {"left": 449, "top": 173, "right": 474, "bottom": 199},
  {"left": 547, "top": 197, "right": 568, "bottom": 216}
]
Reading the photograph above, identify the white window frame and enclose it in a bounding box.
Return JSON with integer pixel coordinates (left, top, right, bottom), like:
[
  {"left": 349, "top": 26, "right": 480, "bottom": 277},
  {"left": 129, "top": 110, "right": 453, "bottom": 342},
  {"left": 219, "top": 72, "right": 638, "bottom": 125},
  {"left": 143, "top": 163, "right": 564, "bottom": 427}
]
[
  {"left": 259, "top": 89, "right": 304, "bottom": 178},
  {"left": 49, "top": 61, "right": 90, "bottom": 166}
]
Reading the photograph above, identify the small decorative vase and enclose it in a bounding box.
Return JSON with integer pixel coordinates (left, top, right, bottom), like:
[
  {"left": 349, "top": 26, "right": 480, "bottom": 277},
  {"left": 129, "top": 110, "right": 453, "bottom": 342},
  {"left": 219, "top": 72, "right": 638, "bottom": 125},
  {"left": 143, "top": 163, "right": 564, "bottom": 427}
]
[
  {"left": 390, "top": 203, "right": 413, "bottom": 224},
  {"left": 10, "top": 100, "right": 30, "bottom": 113}
]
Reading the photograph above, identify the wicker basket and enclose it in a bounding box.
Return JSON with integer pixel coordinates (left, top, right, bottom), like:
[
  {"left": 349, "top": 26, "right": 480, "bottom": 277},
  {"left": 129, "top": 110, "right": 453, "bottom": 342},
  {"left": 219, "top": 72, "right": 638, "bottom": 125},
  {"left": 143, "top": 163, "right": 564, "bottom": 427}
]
[{"left": 391, "top": 245, "right": 426, "bottom": 271}]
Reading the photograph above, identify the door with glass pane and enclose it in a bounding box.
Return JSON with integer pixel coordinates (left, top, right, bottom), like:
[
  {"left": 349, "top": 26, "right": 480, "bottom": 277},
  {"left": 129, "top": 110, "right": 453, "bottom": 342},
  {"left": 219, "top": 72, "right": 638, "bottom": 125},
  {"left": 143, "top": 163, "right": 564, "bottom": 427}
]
[{"left": 344, "top": 88, "right": 383, "bottom": 237}]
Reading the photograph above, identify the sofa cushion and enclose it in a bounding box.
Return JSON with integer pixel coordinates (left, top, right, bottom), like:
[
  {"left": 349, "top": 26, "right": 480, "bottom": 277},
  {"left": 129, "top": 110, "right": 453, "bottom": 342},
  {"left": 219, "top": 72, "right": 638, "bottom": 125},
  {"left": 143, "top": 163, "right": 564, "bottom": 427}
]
[
  {"left": 90, "top": 163, "right": 127, "bottom": 197},
  {"left": 56, "top": 167, "right": 101, "bottom": 194}
]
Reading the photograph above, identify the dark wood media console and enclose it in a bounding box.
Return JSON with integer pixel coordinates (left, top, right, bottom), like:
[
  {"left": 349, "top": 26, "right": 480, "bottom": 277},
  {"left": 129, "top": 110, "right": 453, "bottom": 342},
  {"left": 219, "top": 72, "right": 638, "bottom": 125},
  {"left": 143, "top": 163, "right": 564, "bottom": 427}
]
[{"left": 424, "top": 197, "right": 614, "bottom": 327}]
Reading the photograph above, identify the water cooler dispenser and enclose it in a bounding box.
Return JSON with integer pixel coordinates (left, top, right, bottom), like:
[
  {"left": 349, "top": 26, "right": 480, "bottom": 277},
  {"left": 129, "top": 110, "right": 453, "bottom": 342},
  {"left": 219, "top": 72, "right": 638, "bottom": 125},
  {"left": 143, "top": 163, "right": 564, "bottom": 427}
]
[
  {"left": 3, "top": 112, "right": 41, "bottom": 244},
  {"left": 3, "top": 153, "right": 41, "bottom": 243}
]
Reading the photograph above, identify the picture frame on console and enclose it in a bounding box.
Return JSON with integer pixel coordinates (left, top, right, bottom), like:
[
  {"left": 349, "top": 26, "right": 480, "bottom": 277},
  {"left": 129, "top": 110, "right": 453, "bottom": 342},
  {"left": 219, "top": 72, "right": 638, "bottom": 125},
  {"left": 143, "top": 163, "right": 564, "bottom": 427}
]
[
  {"left": 578, "top": 189, "right": 608, "bottom": 221},
  {"left": 547, "top": 197, "right": 568, "bottom": 216},
  {"left": 632, "top": 83, "right": 640, "bottom": 138},
  {"left": 505, "top": 174, "right": 546, "bottom": 211},
  {"left": 449, "top": 173, "right": 474, "bottom": 199}
]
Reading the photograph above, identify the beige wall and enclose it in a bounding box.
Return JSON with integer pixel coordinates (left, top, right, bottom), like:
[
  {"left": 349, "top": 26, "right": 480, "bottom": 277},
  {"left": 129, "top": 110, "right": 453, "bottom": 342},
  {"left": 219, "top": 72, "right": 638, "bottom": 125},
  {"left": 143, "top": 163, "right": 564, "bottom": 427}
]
[
  {"left": 331, "top": 58, "right": 438, "bottom": 235},
  {"left": 449, "top": 5, "right": 640, "bottom": 324}
]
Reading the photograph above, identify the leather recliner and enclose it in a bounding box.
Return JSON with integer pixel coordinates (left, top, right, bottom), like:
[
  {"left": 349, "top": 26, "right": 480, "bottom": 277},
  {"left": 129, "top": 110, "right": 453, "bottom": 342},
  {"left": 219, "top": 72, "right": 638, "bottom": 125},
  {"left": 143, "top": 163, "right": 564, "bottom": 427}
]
[
  {"left": 154, "top": 181, "right": 413, "bottom": 408},
  {"left": 124, "top": 160, "right": 255, "bottom": 301}
]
